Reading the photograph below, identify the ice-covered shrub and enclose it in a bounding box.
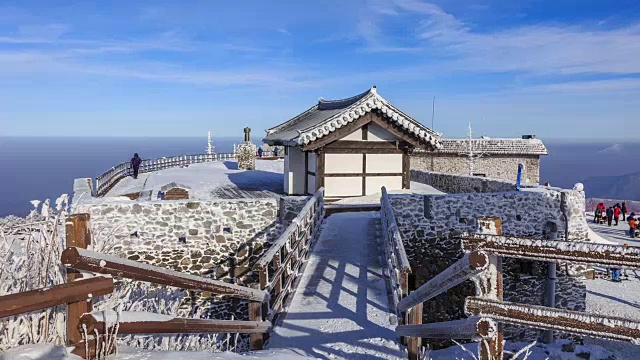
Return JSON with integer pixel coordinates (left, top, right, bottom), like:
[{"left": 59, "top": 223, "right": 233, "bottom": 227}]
[{"left": 0, "top": 195, "right": 69, "bottom": 350}]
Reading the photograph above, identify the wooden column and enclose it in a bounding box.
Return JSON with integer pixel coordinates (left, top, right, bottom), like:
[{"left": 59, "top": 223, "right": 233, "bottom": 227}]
[
  {"left": 402, "top": 150, "right": 411, "bottom": 190},
  {"left": 407, "top": 303, "right": 423, "bottom": 360},
  {"left": 249, "top": 284, "right": 264, "bottom": 350},
  {"left": 65, "top": 214, "right": 92, "bottom": 346},
  {"left": 478, "top": 217, "right": 504, "bottom": 360},
  {"left": 304, "top": 151, "right": 309, "bottom": 195},
  {"left": 316, "top": 149, "right": 325, "bottom": 191}
]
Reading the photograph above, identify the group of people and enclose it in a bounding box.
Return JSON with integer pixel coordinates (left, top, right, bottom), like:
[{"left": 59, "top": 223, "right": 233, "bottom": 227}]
[
  {"left": 257, "top": 147, "right": 279, "bottom": 158},
  {"left": 594, "top": 202, "right": 628, "bottom": 226},
  {"left": 594, "top": 202, "right": 639, "bottom": 239}
]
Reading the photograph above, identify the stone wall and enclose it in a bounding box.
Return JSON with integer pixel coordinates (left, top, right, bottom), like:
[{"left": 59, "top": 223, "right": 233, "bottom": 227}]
[
  {"left": 411, "top": 169, "right": 515, "bottom": 194},
  {"left": 237, "top": 142, "right": 257, "bottom": 170},
  {"left": 411, "top": 153, "right": 541, "bottom": 184},
  {"left": 389, "top": 189, "right": 588, "bottom": 342}
]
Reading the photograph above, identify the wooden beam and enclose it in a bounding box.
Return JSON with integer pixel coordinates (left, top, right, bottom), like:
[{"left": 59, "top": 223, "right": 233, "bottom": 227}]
[
  {"left": 0, "top": 278, "right": 113, "bottom": 320},
  {"left": 397, "top": 251, "right": 489, "bottom": 312},
  {"left": 323, "top": 147, "right": 403, "bottom": 154},
  {"left": 407, "top": 303, "right": 423, "bottom": 360},
  {"left": 61, "top": 247, "right": 268, "bottom": 302},
  {"left": 316, "top": 150, "right": 324, "bottom": 191},
  {"left": 362, "top": 124, "right": 368, "bottom": 140},
  {"left": 396, "top": 317, "right": 496, "bottom": 339},
  {"left": 465, "top": 297, "right": 640, "bottom": 344},
  {"left": 402, "top": 151, "right": 410, "bottom": 189},
  {"left": 324, "top": 140, "right": 403, "bottom": 150},
  {"left": 79, "top": 312, "right": 271, "bottom": 335},
  {"left": 362, "top": 153, "right": 366, "bottom": 196},
  {"left": 324, "top": 172, "right": 403, "bottom": 178},
  {"left": 65, "top": 214, "right": 92, "bottom": 346},
  {"left": 304, "top": 151, "right": 309, "bottom": 195},
  {"left": 249, "top": 284, "right": 265, "bottom": 350}
]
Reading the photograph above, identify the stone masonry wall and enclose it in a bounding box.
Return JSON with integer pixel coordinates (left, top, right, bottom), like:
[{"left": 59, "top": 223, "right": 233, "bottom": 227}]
[
  {"left": 389, "top": 189, "right": 588, "bottom": 342},
  {"left": 74, "top": 199, "right": 281, "bottom": 332},
  {"left": 411, "top": 153, "right": 541, "bottom": 184},
  {"left": 411, "top": 169, "right": 515, "bottom": 194}
]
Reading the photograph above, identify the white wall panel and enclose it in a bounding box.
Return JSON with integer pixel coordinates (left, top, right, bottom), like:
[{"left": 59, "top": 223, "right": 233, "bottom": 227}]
[
  {"left": 365, "top": 176, "right": 403, "bottom": 195},
  {"left": 342, "top": 129, "right": 363, "bottom": 141},
  {"left": 325, "top": 177, "right": 362, "bottom": 197},
  {"left": 368, "top": 123, "right": 399, "bottom": 141},
  {"left": 366, "top": 154, "right": 403, "bottom": 173},
  {"left": 325, "top": 154, "right": 362, "bottom": 173},
  {"left": 287, "top": 146, "right": 307, "bottom": 195},
  {"left": 308, "top": 152, "right": 317, "bottom": 173}
]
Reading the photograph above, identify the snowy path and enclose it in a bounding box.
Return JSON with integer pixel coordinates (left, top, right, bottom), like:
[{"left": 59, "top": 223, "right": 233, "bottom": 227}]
[{"left": 266, "top": 212, "right": 405, "bottom": 359}]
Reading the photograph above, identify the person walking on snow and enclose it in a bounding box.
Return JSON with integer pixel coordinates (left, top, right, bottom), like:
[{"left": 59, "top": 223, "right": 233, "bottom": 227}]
[
  {"left": 622, "top": 202, "right": 628, "bottom": 222},
  {"left": 131, "top": 153, "right": 141, "bottom": 179},
  {"left": 606, "top": 207, "right": 614, "bottom": 226},
  {"left": 614, "top": 206, "right": 621, "bottom": 226},
  {"left": 257, "top": 147, "right": 263, "bottom": 158},
  {"left": 610, "top": 267, "right": 621, "bottom": 282},
  {"left": 629, "top": 214, "right": 637, "bottom": 239}
]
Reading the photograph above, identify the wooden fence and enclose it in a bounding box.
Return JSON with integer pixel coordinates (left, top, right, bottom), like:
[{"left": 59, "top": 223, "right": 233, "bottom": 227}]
[
  {"left": 391, "top": 215, "right": 640, "bottom": 360},
  {"left": 252, "top": 188, "right": 325, "bottom": 347},
  {"left": 95, "top": 153, "right": 236, "bottom": 197}
]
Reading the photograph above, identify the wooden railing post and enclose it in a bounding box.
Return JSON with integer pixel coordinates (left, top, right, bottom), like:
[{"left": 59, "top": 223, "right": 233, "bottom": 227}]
[
  {"left": 249, "top": 284, "right": 264, "bottom": 350},
  {"left": 477, "top": 216, "right": 504, "bottom": 360},
  {"left": 65, "top": 214, "right": 91, "bottom": 346},
  {"left": 407, "top": 303, "right": 423, "bottom": 360}
]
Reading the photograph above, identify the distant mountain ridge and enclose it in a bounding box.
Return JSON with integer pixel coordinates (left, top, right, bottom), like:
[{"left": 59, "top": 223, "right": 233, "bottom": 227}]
[{"left": 581, "top": 172, "right": 640, "bottom": 201}]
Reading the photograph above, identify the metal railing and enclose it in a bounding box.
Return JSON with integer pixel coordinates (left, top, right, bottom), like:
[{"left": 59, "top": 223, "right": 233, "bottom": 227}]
[{"left": 95, "top": 153, "right": 236, "bottom": 197}]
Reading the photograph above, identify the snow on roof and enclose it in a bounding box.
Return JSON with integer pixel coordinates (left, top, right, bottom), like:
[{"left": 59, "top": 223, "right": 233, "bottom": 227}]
[
  {"left": 263, "top": 86, "right": 441, "bottom": 149},
  {"left": 415, "top": 138, "right": 548, "bottom": 156}
]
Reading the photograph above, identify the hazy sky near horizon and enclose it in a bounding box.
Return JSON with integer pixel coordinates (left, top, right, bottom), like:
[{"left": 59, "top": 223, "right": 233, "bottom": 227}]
[{"left": 1, "top": 0, "right": 640, "bottom": 140}]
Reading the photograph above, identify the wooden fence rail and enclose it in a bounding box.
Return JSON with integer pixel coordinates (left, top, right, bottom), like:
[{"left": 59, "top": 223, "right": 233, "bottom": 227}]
[
  {"left": 254, "top": 188, "right": 325, "bottom": 329},
  {"left": 391, "top": 212, "right": 640, "bottom": 360},
  {"left": 465, "top": 297, "right": 640, "bottom": 344},
  {"left": 0, "top": 277, "right": 114, "bottom": 319},
  {"left": 61, "top": 247, "right": 268, "bottom": 302},
  {"left": 80, "top": 311, "right": 272, "bottom": 335}
]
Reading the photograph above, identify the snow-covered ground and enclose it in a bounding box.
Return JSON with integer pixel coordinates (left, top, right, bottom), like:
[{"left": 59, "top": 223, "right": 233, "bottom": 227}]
[
  {"left": 105, "top": 160, "right": 284, "bottom": 200},
  {"left": 335, "top": 182, "right": 444, "bottom": 205},
  {"left": 582, "top": 221, "right": 640, "bottom": 359},
  {"left": 266, "top": 212, "right": 405, "bottom": 359},
  {"left": 0, "top": 345, "right": 314, "bottom": 360}
]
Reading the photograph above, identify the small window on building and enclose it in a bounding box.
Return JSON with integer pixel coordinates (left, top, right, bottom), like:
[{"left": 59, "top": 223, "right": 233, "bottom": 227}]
[{"left": 472, "top": 173, "right": 486, "bottom": 177}]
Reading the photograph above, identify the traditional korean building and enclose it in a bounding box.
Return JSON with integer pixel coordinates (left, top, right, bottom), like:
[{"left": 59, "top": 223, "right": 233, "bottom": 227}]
[{"left": 263, "top": 86, "right": 442, "bottom": 197}]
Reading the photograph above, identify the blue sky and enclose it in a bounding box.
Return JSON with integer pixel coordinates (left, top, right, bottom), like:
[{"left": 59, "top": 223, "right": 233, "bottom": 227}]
[{"left": 1, "top": 0, "right": 640, "bottom": 140}]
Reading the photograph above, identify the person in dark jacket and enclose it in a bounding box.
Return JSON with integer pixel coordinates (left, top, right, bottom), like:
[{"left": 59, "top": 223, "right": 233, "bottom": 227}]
[
  {"left": 606, "top": 207, "right": 614, "bottom": 226},
  {"left": 257, "top": 147, "right": 263, "bottom": 158},
  {"left": 622, "top": 202, "right": 628, "bottom": 222},
  {"left": 131, "top": 153, "right": 141, "bottom": 179}
]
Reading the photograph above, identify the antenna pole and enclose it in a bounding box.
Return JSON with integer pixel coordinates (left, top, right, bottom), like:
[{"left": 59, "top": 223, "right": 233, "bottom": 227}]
[{"left": 431, "top": 96, "right": 435, "bottom": 130}]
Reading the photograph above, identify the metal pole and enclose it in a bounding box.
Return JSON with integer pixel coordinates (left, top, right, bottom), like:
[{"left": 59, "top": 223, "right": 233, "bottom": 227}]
[
  {"left": 543, "top": 227, "right": 558, "bottom": 344},
  {"left": 516, "top": 163, "right": 523, "bottom": 191}
]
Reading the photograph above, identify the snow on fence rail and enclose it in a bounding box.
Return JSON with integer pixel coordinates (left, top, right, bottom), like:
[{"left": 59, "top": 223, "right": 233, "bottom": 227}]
[
  {"left": 462, "top": 234, "right": 640, "bottom": 268},
  {"left": 95, "top": 153, "right": 236, "bottom": 197},
  {"left": 0, "top": 277, "right": 114, "bottom": 320},
  {"left": 253, "top": 188, "right": 324, "bottom": 331},
  {"left": 394, "top": 217, "right": 640, "bottom": 360},
  {"left": 380, "top": 187, "right": 412, "bottom": 315}
]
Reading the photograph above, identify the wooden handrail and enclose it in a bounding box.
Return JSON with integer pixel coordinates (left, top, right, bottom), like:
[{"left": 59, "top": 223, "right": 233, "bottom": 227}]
[
  {"left": 79, "top": 311, "right": 271, "bottom": 334},
  {"left": 397, "top": 251, "right": 489, "bottom": 312},
  {"left": 61, "top": 247, "right": 268, "bottom": 302},
  {"left": 0, "top": 277, "right": 114, "bottom": 319},
  {"left": 255, "top": 188, "right": 324, "bottom": 269},
  {"left": 465, "top": 297, "right": 640, "bottom": 344},
  {"left": 462, "top": 234, "right": 640, "bottom": 268},
  {"left": 396, "top": 317, "right": 496, "bottom": 339}
]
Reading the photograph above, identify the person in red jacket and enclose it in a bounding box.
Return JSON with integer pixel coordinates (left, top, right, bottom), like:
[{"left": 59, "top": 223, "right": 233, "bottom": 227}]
[{"left": 614, "top": 206, "right": 621, "bottom": 226}]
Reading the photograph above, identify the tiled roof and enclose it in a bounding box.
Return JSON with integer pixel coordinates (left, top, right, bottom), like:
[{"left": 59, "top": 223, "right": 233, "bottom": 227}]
[
  {"left": 263, "top": 86, "right": 441, "bottom": 149},
  {"left": 416, "top": 138, "right": 548, "bottom": 156}
]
